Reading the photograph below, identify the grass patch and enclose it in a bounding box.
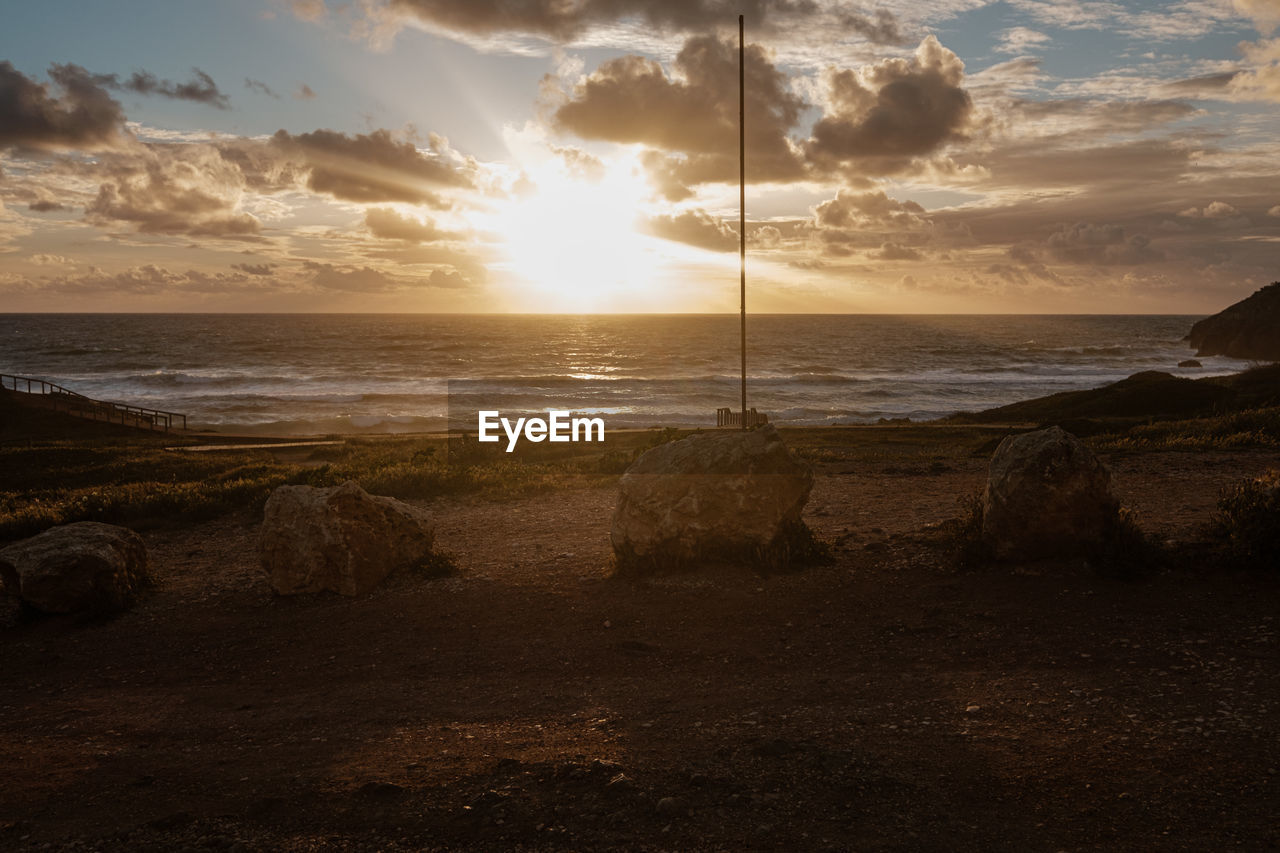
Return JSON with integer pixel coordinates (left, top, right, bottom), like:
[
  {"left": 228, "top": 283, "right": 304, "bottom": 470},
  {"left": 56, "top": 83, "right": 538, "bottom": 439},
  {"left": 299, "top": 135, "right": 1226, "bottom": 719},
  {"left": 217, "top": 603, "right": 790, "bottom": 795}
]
[
  {"left": 0, "top": 425, "right": 700, "bottom": 542},
  {"left": 1090, "top": 407, "right": 1280, "bottom": 451},
  {"left": 1209, "top": 469, "right": 1280, "bottom": 572}
]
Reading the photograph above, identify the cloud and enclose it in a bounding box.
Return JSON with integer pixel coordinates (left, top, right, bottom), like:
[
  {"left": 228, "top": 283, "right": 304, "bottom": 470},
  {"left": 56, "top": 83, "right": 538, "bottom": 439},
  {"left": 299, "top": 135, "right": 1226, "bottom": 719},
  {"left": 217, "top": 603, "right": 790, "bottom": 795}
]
[
  {"left": 806, "top": 189, "right": 934, "bottom": 258},
  {"left": 1009, "top": 97, "right": 1198, "bottom": 134},
  {"left": 805, "top": 36, "right": 973, "bottom": 176},
  {"left": 379, "top": 0, "right": 855, "bottom": 43},
  {"left": 1228, "top": 36, "right": 1280, "bottom": 102},
  {"left": 1162, "top": 72, "right": 1238, "bottom": 96},
  {"left": 1043, "top": 222, "right": 1163, "bottom": 265},
  {"left": 640, "top": 209, "right": 738, "bottom": 251},
  {"left": 995, "top": 27, "right": 1051, "bottom": 55},
  {"left": 29, "top": 253, "right": 73, "bottom": 265},
  {"left": 552, "top": 145, "right": 605, "bottom": 181},
  {"left": 1180, "top": 200, "right": 1243, "bottom": 219},
  {"left": 294, "top": 83, "right": 317, "bottom": 100},
  {"left": 1269, "top": 204, "right": 1280, "bottom": 217},
  {"left": 553, "top": 34, "right": 805, "bottom": 194},
  {"left": 0, "top": 62, "right": 129, "bottom": 151},
  {"left": 112, "top": 68, "right": 230, "bottom": 108},
  {"left": 750, "top": 224, "right": 782, "bottom": 248},
  {"left": 870, "top": 242, "right": 923, "bottom": 260},
  {"left": 85, "top": 144, "right": 261, "bottom": 236},
  {"left": 553, "top": 33, "right": 974, "bottom": 195},
  {"left": 1233, "top": 0, "right": 1280, "bottom": 33},
  {"left": 303, "top": 260, "right": 398, "bottom": 292},
  {"left": 428, "top": 267, "right": 470, "bottom": 288},
  {"left": 231, "top": 262, "right": 275, "bottom": 275},
  {"left": 811, "top": 189, "right": 927, "bottom": 229},
  {"left": 952, "top": 138, "right": 1198, "bottom": 194},
  {"left": 271, "top": 129, "right": 476, "bottom": 205},
  {"left": 8, "top": 264, "right": 270, "bottom": 296},
  {"left": 245, "top": 78, "right": 280, "bottom": 98},
  {"left": 28, "top": 199, "right": 67, "bottom": 212},
  {"left": 1177, "top": 200, "right": 1251, "bottom": 227},
  {"left": 364, "top": 207, "right": 455, "bottom": 242},
  {"left": 292, "top": 0, "right": 329, "bottom": 21}
]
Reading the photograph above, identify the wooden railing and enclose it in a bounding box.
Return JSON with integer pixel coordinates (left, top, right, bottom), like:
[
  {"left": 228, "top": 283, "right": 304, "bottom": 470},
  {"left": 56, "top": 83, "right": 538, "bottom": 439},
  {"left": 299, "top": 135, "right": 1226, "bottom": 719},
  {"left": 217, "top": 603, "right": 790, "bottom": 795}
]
[
  {"left": 716, "top": 407, "right": 769, "bottom": 428},
  {"left": 1, "top": 373, "right": 187, "bottom": 432}
]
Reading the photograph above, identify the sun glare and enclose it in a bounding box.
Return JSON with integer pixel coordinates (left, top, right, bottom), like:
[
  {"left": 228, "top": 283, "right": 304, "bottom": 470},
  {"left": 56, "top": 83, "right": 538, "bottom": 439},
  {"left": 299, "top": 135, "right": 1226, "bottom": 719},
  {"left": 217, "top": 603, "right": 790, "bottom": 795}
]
[{"left": 486, "top": 156, "right": 667, "bottom": 312}]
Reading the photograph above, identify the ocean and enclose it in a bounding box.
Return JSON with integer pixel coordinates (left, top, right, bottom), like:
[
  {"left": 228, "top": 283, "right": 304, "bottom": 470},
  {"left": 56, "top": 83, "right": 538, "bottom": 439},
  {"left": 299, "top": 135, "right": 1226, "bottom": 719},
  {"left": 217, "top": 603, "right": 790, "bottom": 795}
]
[{"left": 0, "top": 314, "right": 1240, "bottom": 434}]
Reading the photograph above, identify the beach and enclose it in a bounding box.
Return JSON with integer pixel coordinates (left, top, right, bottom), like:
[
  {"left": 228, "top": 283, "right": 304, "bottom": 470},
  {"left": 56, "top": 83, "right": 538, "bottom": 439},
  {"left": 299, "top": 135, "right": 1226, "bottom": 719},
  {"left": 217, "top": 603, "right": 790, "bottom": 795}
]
[{"left": 1, "top": 395, "right": 1278, "bottom": 850}]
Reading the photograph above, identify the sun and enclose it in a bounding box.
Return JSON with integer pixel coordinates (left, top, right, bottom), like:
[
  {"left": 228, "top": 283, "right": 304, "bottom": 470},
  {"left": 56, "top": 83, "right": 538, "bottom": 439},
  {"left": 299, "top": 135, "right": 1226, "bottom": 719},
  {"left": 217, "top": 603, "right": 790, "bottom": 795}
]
[{"left": 484, "top": 153, "right": 668, "bottom": 312}]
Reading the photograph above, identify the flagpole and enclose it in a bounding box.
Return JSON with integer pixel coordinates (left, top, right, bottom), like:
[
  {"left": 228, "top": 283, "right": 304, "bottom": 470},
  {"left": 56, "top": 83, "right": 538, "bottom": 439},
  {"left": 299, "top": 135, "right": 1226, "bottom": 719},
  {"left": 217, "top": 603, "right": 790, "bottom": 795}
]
[{"left": 738, "top": 13, "right": 747, "bottom": 430}]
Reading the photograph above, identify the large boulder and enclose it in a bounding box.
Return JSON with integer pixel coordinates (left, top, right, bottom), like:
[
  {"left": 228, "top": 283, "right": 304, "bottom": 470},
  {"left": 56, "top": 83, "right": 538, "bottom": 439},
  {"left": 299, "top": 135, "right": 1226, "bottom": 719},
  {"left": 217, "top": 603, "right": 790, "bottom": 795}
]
[
  {"left": 0, "top": 521, "right": 151, "bottom": 614},
  {"left": 981, "top": 426, "right": 1119, "bottom": 561},
  {"left": 1187, "top": 282, "right": 1280, "bottom": 361},
  {"left": 611, "top": 425, "right": 813, "bottom": 569},
  {"left": 260, "top": 480, "right": 435, "bottom": 596}
]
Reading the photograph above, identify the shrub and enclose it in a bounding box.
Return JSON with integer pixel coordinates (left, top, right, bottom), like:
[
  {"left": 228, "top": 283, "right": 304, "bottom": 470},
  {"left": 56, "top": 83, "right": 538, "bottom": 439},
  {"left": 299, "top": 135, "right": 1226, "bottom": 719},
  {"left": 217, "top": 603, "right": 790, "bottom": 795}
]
[
  {"left": 950, "top": 492, "right": 992, "bottom": 572},
  {"left": 1088, "top": 507, "right": 1160, "bottom": 579},
  {"left": 1211, "top": 469, "right": 1280, "bottom": 572}
]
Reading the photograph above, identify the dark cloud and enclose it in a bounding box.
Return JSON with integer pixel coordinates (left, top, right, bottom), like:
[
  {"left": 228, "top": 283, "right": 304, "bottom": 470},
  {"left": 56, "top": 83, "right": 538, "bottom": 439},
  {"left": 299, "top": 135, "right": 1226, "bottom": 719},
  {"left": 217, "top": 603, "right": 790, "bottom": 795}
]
[
  {"left": 554, "top": 34, "right": 972, "bottom": 195},
  {"left": 804, "top": 188, "right": 942, "bottom": 258},
  {"left": 554, "top": 34, "right": 805, "bottom": 195},
  {"left": 806, "top": 36, "right": 973, "bottom": 175},
  {"left": 382, "top": 0, "right": 852, "bottom": 42},
  {"left": 1043, "top": 222, "right": 1163, "bottom": 265},
  {"left": 231, "top": 262, "right": 276, "bottom": 275},
  {"left": 956, "top": 137, "right": 1200, "bottom": 194},
  {"left": 245, "top": 78, "right": 280, "bottom": 98},
  {"left": 364, "top": 207, "right": 456, "bottom": 242},
  {"left": 271, "top": 129, "right": 475, "bottom": 205},
  {"left": 115, "top": 68, "right": 230, "bottom": 108},
  {"left": 28, "top": 199, "right": 67, "bottom": 212},
  {"left": 12, "top": 264, "right": 268, "bottom": 296},
  {"left": 0, "top": 62, "right": 128, "bottom": 151},
  {"left": 1161, "top": 71, "right": 1239, "bottom": 95},
  {"left": 640, "top": 209, "right": 738, "bottom": 251},
  {"left": 837, "top": 8, "right": 902, "bottom": 45}
]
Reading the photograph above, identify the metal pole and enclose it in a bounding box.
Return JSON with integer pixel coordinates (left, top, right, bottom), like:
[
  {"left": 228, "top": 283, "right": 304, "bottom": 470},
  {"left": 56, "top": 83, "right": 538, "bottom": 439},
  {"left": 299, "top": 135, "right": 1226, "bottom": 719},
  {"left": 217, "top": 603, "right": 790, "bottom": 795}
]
[{"left": 739, "top": 14, "right": 747, "bottom": 429}]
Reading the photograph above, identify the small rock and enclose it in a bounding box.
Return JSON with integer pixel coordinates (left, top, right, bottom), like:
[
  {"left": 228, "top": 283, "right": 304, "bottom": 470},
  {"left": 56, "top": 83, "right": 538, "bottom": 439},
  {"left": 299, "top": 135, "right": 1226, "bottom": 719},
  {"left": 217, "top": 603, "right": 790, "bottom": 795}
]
[
  {"left": 965, "top": 705, "right": 981, "bottom": 713},
  {"left": 981, "top": 426, "right": 1119, "bottom": 561},
  {"left": 260, "top": 480, "right": 435, "bottom": 596},
  {"left": 0, "top": 522, "right": 150, "bottom": 614},
  {"left": 357, "top": 781, "right": 405, "bottom": 801},
  {"left": 656, "top": 796, "right": 684, "bottom": 817},
  {"left": 610, "top": 425, "right": 814, "bottom": 570}
]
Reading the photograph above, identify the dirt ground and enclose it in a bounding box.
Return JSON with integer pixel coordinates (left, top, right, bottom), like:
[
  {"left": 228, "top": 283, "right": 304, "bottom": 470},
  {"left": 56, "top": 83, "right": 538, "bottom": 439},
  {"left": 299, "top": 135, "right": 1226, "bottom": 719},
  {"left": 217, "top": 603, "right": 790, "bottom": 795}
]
[{"left": 1, "top": 447, "right": 1278, "bottom": 851}]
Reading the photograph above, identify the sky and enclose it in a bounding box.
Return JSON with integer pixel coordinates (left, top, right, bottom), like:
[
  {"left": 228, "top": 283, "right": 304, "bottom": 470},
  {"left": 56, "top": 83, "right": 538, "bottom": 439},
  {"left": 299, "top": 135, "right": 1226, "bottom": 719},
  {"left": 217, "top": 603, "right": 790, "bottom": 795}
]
[{"left": 1, "top": 0, "right": 1279, "bottom": 313}]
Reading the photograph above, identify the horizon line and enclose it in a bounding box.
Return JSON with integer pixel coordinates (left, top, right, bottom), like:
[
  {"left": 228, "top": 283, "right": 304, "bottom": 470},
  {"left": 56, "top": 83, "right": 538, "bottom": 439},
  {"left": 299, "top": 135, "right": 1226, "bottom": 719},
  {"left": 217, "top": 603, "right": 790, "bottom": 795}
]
[{"left": 0, "top": 310, "right": 1208, "bottom": 317}]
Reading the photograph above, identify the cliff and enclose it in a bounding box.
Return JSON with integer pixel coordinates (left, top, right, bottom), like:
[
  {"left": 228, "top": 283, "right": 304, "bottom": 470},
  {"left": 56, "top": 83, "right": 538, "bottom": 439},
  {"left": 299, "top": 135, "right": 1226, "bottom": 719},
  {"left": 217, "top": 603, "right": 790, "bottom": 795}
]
[{"left": 1187, "top": 282, "right": 1280, "bottom": 361}]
